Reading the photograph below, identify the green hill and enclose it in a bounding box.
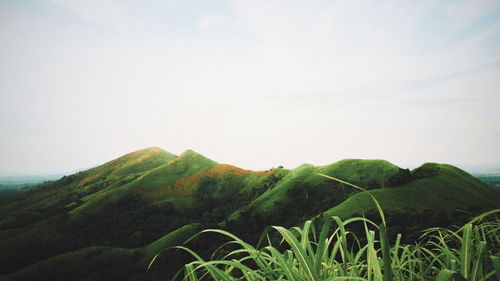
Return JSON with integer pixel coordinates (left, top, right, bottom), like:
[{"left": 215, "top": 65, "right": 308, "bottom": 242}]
[
  {"left": 222, "top": 161, "right": 500, "bottom": 244},
  {"left": 0, "top": 147, "right": 176, "bottom": 228},
  {"left": 1, "top": 148, "right": 499, "bottom": 280},
  {"left": 0, "top": 148, "right": 279, "bottom": 276},
  {"left": 324, "top": 163, "right": 499, "bottom": 219},
  {"left": 67, "top": 149, "right": 217, "bottom": 216},
  {"left": 224, "top": 159, "right": 403, "bottom": 232},
  {"left": 0, "top": 223, "right": 204, "bottom": 281}
]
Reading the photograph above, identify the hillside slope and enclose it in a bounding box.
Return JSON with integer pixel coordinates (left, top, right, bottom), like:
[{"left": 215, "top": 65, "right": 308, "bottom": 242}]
[
  {"left": 0, "top": 147, "right": 176, "bottom": 229},
  {"left": 324, "top": 163, "right": 499, "bottom": 219},
  {"left": 0, "top": 148, "right": 279, "bottom": 276},
  {"left": 223, "top": 160, "right": 500, "bottom": 242},
  {"left": 0, "top": 223, "right": 205, "bottom": 281}
]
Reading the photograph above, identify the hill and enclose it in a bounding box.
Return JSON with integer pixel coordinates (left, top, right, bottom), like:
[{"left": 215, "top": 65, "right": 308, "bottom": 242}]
[
  {"left": 222, "top": 161, "right": 500, "bottom": 242},
  {"left": 0, "top": 223, "right": 205, "bottom": 281},
  {"left": 0, "top": 147, "right": 499, "bottom": 280},
  {"left": 324, "top": 163, "right": 499, "bottom": 219},
  {"left": 0, "top": 147, "right": 278, "bottom": 276}
]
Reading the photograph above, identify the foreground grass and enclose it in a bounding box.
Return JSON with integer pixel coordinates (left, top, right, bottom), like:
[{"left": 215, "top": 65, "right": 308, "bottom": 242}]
[
  {"left": 152, "top": 175, "right": 500, "bottom": 281},
  {"left": 157, "top": 210, "right": 499, "bottom": 281}
]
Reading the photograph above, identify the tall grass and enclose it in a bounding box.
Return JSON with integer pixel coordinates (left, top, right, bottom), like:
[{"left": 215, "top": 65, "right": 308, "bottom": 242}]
[{"left": 151, "top": 176, "right": 500, "bottom": 281}]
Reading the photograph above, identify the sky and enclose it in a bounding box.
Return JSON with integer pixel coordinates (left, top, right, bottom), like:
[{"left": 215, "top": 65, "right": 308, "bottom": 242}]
[{"left": 1, "top": 0, "right": 500, "bottom": 174}]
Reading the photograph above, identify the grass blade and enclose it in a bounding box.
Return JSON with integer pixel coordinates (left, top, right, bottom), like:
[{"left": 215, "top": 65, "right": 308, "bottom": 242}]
[
  {"left": 317, "top": 173, "right": 386, "bottom": 227},
  {"left": 379, "top": 222, "right": 393, "bottom": 281},
  {"left": 460, "top": 224, "right": 472, "bottom": 279}
]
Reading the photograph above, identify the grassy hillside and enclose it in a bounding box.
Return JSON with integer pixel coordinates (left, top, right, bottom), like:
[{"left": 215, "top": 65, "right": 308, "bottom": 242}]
[
  {"left": 0, "top": 148, "right": 280, "bottom": 276},
  {"left": 324, "top": 163, "right": 499, "bottom": 218},
  {"left": 1, "top": 148, "right": 499, "bottom": 281},
  {"left": 224, "top": 159, "right": 404, "bottom": 236},
  {"left": 0, "top": 147, "right": 175, "bottom": 228},
  {"left": 67, "top": 149, "right": 217, "bottom": 216},
  {"left": 0, "top": 223, "right": 205, "bottom": 281},
  {"left": 224, "top": 161, "right": 500, "bottom": 244}
]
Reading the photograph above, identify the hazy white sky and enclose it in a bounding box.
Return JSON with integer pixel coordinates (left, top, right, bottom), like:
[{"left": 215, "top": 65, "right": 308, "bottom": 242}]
[{"left": 1, "top": 0, "right": 500, "bottom": 174}]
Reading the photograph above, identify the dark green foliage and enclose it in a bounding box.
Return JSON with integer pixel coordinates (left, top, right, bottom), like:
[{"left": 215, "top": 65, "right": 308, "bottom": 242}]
[
  {"left": 65, "top": 193, "right": 186, "bottom": 248},
  {"left": 0, "top": 188, "right": 23, "bottom": 204},
  {"left": 193, "top": 176, "right": 218, "bottom": 212},
  {"left": 387, "top": 168, "right": 413, "bottom": 186},
  {"left": 411, "top": 163, "right": 441, "bottom": 179}
]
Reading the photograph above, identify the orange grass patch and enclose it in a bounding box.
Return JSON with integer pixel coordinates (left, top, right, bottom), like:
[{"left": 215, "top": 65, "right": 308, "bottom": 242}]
[{"left": 133, "top": 164, "right": 274, "bottom": 203}]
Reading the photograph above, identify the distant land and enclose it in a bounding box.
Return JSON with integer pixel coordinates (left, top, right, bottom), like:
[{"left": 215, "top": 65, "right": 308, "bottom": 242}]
[
  {"left": 0, "top": 175, "right": 65, "bottom": 190},
  {"left": 455, "top": 164, "right": 500, "bottom": 174},
  {"left": 473, "top": 174, "right": 500, "bottom": 188}
]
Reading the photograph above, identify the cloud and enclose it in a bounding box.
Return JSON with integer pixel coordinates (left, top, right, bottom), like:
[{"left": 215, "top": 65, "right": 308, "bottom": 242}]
[
  {"left": 2, "top": 0, "right": 500, "bottom": 173},
  {"left": 49, "top": 0, "right": 129, "bottom": 24},
  {"left": 161, "top": 0, "right": 177, "bottom": 8},
  {"left": 442, "top": 0, "right": 500, "bottom": 30},
  {"left": 197, "top": 13, "right": 225, "bottom": 29},
  {"left": 231, "top": 0, "right": 500, "bottom": 96}
]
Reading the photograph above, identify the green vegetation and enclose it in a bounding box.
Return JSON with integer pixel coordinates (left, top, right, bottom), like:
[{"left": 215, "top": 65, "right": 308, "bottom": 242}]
[
  {"left": 0, "top": 147, "right": 499, "bottom": 280},
  {"left": 323, "top": 164, "right": 499, "bottom": 222},
  {"left": 163, "top": 173, "right": 499, "bottom": 281},
  {"left": 1, "top": 223, "right": 205, "bottom": 281},
  {"left": 223, "top": 162, "right": 499, "bottom": 245},
  {"left": 167, "top": 210, "right": 500, "bottom": 281}
]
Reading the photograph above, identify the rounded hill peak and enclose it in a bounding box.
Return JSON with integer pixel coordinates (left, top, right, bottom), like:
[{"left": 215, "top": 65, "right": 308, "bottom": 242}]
[
  {"left": 80, "top": 147, "right": 177, "bottom": 179},
  {"left": 316, "top": 158, "right": 402, "bottom": 188},
  {"left": 123, "top": 147, "right": 176, "bottom": 160},
  {"left": 178, "top": 149, "right": 206, "bottom": 159},
  {"left": 412, "top": 162, "right": 475, "bottom": 179},
  {"left": 333, "top": 158, "right": 399, "bottom": 168},
  {"left": 138, "top": 146, "right": 165, "bottom": 152},
  {"left": 180, "top": 149, "right": 196, "bottom": 155}
]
